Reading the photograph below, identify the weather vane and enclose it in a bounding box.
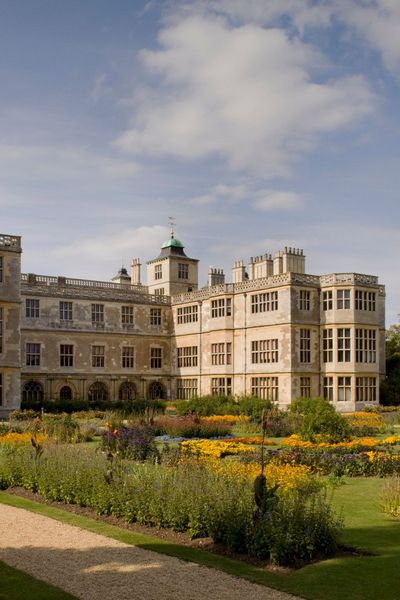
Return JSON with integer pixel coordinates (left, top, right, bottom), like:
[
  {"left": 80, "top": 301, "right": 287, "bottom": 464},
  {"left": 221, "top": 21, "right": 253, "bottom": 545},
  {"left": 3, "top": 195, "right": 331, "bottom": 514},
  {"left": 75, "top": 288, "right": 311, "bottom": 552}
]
[{"left": 168, "top": 216, "right": 176, "bottom": 238}]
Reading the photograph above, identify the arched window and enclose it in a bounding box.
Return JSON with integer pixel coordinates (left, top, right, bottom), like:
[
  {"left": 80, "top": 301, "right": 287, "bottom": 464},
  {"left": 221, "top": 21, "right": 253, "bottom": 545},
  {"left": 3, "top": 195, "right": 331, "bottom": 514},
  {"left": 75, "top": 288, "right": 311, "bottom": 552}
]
[
  {"left": 88, "top": 381, "right": 109, "bottom": 403},
  {"left": 119, "top": 381, "right": 137, "bottom": 402},
  {"left": 59, "top": 385, "right": 72, "bottom": 401},
  {"left": 23, "top": 380, "right": 44, "bottom": 403},
  {"left": 148, "top": 381, "right": 165, "bottom": 400}
]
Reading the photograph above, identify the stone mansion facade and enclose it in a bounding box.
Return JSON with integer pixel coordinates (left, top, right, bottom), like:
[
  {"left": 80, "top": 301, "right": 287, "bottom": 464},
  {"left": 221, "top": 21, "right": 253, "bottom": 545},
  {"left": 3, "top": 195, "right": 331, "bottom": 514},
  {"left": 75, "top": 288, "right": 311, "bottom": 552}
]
[{"left": 0, "top": 231, "right": 385, "bottom": 416}]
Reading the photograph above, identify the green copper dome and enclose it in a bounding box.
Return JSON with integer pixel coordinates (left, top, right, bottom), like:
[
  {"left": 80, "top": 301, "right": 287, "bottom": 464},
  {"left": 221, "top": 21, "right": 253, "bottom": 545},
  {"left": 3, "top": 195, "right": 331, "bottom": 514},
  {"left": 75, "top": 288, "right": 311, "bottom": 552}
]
[{"left": 161, "top": 236, "right": 184, "bottom": 249}]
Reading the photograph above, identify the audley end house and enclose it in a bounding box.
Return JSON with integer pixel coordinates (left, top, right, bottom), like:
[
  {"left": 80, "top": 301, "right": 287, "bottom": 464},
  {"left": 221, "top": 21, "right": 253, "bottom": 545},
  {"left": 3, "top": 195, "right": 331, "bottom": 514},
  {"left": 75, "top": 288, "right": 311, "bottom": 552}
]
[{"left": 0, "top": 231, "right": 385, "bottom": 417}]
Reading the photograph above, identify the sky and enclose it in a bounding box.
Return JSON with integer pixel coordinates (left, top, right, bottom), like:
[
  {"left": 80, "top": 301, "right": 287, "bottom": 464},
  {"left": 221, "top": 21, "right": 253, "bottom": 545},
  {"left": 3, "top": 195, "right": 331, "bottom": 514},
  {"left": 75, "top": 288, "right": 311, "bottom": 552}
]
[{"left": 0, "top": 0, "right": 399, "bottom": 324}]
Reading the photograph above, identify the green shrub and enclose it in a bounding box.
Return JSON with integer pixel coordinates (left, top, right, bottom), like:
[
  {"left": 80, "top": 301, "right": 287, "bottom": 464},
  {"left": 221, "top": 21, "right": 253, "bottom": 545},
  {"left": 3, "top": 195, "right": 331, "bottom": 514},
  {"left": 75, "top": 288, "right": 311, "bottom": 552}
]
[
  {"left": 42, "top": 414, "right": 81, "bottom": 443},
  {"left": 0, "top": 444, "right": 342, "bottom": 566},
  {"left": 247, "top": 485, "right": 342, "bottom": 566},
  {"left": 175, "top": 395, "right": 271, "bottom": 421},
  {"left": 120, "top": 398, "right": 166, "bottom": 418},
  {"left": 9, "top": 409, "right": 39, "bottom": 421},
  {"left": 0, "top": 423, "right": 10, "bottom": 436},
  {"left": 236, "top": 396, "right": 272, "bottom": 422},
  {"left": 68, "top": 410, "right": 106, "bottom": 420},
  {"left": 262, "top": 407, "right": 296, "bottom": 437},
  {"left": 21, "top": 397, "right": 124, "bottom": 414},
  {"left": 290, "top": 397, "right": 350, "bottom": 443},
  {"left": 176, "top": 395, "right": 235, "bottom": 416}
]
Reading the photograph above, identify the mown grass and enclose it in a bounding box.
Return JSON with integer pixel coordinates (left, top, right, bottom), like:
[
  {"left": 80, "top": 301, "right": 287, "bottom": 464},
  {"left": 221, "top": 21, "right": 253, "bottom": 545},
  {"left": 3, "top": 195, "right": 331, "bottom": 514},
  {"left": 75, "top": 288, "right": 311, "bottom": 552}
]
[
  {"left": 0, "top": 560, "right": 77, "bottom": 600},
  {"left": 1, "top": 477, "right": 400, "bottom": 599}
]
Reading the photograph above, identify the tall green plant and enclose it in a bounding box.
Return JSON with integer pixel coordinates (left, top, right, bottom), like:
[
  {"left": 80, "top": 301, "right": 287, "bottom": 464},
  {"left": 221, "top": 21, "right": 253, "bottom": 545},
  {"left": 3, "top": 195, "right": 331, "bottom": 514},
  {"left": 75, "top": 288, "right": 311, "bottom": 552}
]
[{"left": 290, "top": 397, "right": 350, "bottom": 443}]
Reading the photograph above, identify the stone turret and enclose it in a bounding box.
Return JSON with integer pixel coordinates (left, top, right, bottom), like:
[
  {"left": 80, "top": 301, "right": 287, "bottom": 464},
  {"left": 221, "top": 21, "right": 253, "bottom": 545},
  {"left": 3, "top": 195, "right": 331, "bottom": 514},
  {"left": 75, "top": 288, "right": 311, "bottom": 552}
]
[
  {"left": 130, "top": 258, "right": 141, "bottom": 285},
  {"left": 146, "top": 232, "right": 199, "bottom": 296},
  {"left": 248, "top": 253, "right": 273, "bottom": 280},
  {"left": 232, "top": 260, "right": 247, "bottom": 283},
  {"left": 208, "top": 267, "right": 225, "bottom": 287},
  {"left": 112, "top": 266, "right": 131, "bottom": 285},
  {"left": 273, "top": 247, "right": 305, "bottom": 275}
]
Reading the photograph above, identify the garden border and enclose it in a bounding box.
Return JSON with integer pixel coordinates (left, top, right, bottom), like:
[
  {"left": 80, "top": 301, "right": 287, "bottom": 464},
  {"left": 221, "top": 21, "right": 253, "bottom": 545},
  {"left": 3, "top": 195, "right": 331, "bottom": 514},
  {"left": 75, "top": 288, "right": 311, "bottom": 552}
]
[{"left": 0, "top": 491, "right": 300, "bottom": 597}]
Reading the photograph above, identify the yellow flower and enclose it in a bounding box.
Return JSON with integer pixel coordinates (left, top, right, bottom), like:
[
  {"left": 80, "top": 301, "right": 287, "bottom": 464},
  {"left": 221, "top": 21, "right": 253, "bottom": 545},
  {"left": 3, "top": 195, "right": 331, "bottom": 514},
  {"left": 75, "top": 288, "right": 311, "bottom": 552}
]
[
  {"left": 189, "top": 456, "right": 313, "bottom": 491},
  {"left": 281, "top": 434, "right": 398, "bottom": 450},
  {"left": 344, "top": 411, "right": 385, "bottom": 430},
  {"left": 180, "top": 439, "right": 256, "bottom": 458},
  {"left": 224, "top": 436, "right": 274, "bottom": 445},
  {"left": 0, "top": 432, "right": 47, "bottom": 446},
  {"left": 201, "top": 415, "right": 249, "bottom": 424}
]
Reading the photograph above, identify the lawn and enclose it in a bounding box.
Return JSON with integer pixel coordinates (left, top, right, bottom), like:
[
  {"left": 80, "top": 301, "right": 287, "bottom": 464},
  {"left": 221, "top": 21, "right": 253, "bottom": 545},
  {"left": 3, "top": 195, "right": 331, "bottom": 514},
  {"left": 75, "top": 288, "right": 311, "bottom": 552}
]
[
  {"left": 1, "top": 477, "right": 399, "bottom": 600},
  {"left": 0, "top": 560, "right": 77, "bottom": 600}
]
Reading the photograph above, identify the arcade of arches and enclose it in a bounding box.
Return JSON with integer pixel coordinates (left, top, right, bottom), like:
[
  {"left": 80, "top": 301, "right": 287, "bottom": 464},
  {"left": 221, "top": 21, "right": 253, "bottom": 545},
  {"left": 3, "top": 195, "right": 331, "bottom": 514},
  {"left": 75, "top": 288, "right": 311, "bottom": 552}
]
[{"left": 22, "top": 380, "right": 166, "bottom": 404}]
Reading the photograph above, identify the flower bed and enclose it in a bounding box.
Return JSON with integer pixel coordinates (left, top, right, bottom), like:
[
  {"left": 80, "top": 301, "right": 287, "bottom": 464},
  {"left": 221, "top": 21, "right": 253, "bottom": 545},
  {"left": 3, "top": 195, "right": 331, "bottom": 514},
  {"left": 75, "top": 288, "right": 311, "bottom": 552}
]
[
  {"left": 282, "top": 433, "right": 400, "bottom": 449},
  {"left": 269, "top": 446, "right": 400, "bottom": 477},
  {"left": 180, "top": 439, "right": 257, "bottom": 458},
  {"left": 201, "top": 415, "right": 249, "bottom": 424},
  {"left": 344, "top": 411, "right": 386, "bottom": 436},
  {"left": 152, "top": 415, "right": 233, "bottom": 438},
  {"left": 0, "top": 444, "right": 340, "bottom": 566},
  {"left": 0, "top": 432, "right": 47, "bottom": 446},
  {"left": 224, "top": 436, "right": 275, "bottom": 445}
]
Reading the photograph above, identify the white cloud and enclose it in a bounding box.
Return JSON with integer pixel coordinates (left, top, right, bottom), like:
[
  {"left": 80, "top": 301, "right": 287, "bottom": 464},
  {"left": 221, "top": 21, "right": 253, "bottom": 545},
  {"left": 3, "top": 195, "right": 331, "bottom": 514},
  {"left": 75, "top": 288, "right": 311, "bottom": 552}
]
[
  {"left": 188, "top": 183, "right": 304, "bottom": 212},
  {"left": 253, "top": 190, "right": 304, "bottom": 211},
  {"left": 188, "top": 183, "right": 247, "bottom": 205},
  {"left": 90, "top": 73, "right": 111, "bottom": 103},
  {"left": 210, "top": 0, "right": 333, "bottom": 32},
  {"left": 336, "top": 0, "right": 400, "bottom": 73},
  {"left": 209, "top": 0, "right": 400, "bottom": 74},
  {"left": 116, "top": 14, "right": 375, "bottom": 175},
  {"left": 189, "top": 193, "right": 217, "bottom": 206}
]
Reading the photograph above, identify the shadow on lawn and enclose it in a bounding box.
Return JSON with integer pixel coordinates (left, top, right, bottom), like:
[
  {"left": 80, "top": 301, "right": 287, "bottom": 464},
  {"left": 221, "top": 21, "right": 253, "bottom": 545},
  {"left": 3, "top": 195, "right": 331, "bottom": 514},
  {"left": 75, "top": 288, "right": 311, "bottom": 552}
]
[
  {"left": 290, "top": 522, "right": 400, "bottom": 600},
  {"left": 0, "top": 545, "right": 293, "bottom": 600}
]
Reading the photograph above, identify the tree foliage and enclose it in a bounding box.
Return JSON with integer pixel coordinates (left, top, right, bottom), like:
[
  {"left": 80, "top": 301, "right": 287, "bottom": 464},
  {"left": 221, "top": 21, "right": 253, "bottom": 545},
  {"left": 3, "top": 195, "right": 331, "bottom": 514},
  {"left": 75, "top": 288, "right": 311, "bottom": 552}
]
[
  {"left": 386, "top": 323, "right": 400, "bottom": 360},
  {"left": 381, "top": 321, "right": 400, "bottom": 406}
]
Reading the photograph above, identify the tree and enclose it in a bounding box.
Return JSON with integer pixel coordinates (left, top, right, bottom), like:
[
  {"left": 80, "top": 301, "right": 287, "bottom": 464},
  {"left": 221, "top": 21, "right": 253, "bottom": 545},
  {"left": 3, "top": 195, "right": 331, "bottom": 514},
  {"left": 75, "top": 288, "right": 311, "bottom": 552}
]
[
  {"left": 386, "top": 323, "right": 400, "bottom": 360},
  {"left": 381, "top": 321, "right": 400, "bottom": 405}
]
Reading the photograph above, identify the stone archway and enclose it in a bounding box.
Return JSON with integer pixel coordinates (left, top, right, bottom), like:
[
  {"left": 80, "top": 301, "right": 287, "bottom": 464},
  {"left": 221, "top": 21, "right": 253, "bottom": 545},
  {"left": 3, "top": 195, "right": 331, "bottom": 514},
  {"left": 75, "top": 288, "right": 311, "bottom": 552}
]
[
  {"left": 148, "top": 381, "right": 165, "bottom": 400},
  {"left": 22, "top": 380, "right": 44, "bottom": 404},
  {"left": 59, "top": 385, "right": 73, "bottom": 401},
  {"left": 88, "top": 381, "right": 109, "bottom": 403},
  {"left": 119, "top": 381, "right": 137, "bottom": 402}
]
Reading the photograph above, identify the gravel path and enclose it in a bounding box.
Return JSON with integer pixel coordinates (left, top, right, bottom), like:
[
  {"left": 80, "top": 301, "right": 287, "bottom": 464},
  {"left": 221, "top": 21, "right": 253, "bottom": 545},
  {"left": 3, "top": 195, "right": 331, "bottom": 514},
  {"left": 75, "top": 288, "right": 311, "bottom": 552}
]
[{"left": 0, "top": 504, "right": 302, "bottom": 600}]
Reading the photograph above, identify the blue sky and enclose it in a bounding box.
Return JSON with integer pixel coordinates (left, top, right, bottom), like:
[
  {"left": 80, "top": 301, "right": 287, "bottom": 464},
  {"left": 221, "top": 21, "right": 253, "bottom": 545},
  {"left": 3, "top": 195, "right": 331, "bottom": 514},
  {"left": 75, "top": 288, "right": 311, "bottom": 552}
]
[{"left": 1, "top": 0, "right": 399, "bottom": 324}]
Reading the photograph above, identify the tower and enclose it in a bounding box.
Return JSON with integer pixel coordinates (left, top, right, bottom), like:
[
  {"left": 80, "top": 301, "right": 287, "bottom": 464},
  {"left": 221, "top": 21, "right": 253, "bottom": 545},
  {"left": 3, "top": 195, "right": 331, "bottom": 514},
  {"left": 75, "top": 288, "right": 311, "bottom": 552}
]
[
  {"left": 111, "top": 265, "right": 131, "bottom": 286},
  {"left": 147, "top": 222, "right": 198, "bottom": 296}
]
